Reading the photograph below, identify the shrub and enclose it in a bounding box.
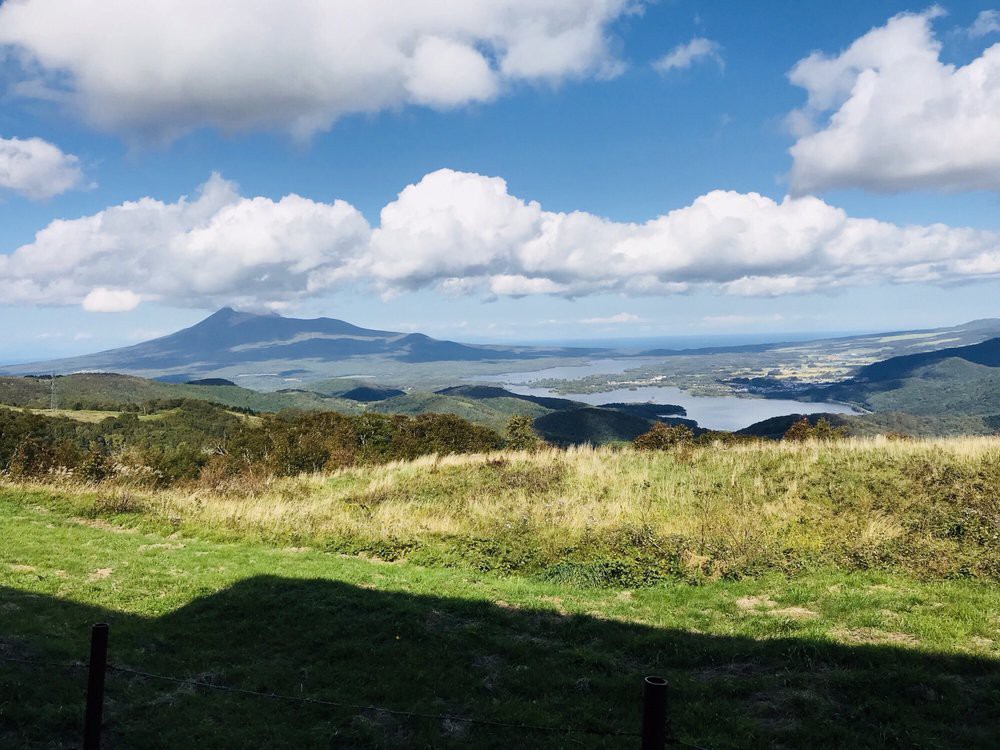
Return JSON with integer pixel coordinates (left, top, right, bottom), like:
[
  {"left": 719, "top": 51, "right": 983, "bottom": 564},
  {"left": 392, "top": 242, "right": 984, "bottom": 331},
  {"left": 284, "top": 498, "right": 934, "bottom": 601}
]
[
  {"left": 633, "top": 422, "right": 693, "bottom": 450},
  {"left": 79, "top": 451, "right": 112, "bottom": 482},
  {"left": 88, "top": 492, "right": 146, "bottom": 516},
  {"left": 783, "top": 416, "right": 846, "bottom": 441},
  {"left": 505, "top": 415, "right": 542, "bottom": 451}
]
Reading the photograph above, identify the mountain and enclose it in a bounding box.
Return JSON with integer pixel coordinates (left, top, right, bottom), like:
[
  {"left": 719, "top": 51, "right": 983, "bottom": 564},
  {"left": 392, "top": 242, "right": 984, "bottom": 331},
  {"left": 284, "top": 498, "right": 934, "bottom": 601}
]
[
  {"left": 639, "top": 318, "right": 1000, "bottom": 359},
  {"left": 794, "top": 337, "right": 1000, "bottom": 434},
  {"left": 434, "top": 384, "right": 583, "bottom": 411},
  {"left": 1, "top": 307, "right": 603, "bottom": 387},
  {"left": 851, "top": 337, "right": 1000, "bottom": 383}
]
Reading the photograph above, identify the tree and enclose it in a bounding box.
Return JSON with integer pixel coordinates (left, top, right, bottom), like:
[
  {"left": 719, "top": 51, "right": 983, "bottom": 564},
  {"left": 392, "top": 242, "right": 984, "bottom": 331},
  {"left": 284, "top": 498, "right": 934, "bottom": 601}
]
[
  {"left": 505, "top": 415, "right": 541, "bottom": 451},
  {"left": 633, "top": 422, "right": 693, "bottom": 450},
  {"left": 783, "top": 417, "right": 814, "bottom": 442},
  {"left": 783, "top": 416, "right": 846, "bottom": 441}
]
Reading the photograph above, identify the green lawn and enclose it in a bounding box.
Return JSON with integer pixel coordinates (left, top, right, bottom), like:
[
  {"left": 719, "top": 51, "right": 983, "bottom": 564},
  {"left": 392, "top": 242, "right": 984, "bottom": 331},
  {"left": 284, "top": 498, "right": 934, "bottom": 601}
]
[{"left": 1, "top": 490, "right": 997, "bottom": 749}]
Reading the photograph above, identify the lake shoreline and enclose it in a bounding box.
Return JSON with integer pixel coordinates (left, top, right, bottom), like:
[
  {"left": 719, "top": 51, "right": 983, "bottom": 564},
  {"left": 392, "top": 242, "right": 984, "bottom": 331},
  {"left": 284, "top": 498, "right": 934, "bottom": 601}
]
[{"left": 473, "top": 358, "right": 859, "bottom": 432}]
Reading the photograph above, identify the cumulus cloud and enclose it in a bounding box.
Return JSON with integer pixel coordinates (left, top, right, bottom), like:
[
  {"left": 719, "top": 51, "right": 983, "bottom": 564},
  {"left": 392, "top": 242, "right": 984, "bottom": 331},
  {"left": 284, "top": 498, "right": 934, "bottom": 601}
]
[
  {"left": 2, "top": 169, "right": 999, "bottom": 311},
  {"left": 652, "top": 37, "right": 724, "bottom": 73},
  {"left": 969, "top": 10, "right": 1000, "bottom": 37},
  {"left": 787, "top": 9, "right": 1000, "bottom": 193},
  {"left": 82, "top": 288, "right": 142, "bottom": 313},
  {"left": 0, "top": 135, "right": 83, "bottom": 199},
  {"left": 0, "top": 0, "right": 636, "bottom": 140},
  {"left": 0, "top": 173, "right": 371, "bottom": 311}
]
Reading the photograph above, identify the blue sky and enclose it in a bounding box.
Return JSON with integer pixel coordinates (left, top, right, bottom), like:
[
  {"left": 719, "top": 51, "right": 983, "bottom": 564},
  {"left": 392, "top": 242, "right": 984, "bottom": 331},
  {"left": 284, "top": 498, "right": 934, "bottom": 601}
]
[{"left": 1, "top": 1, "right": 999, "bottom": 361}]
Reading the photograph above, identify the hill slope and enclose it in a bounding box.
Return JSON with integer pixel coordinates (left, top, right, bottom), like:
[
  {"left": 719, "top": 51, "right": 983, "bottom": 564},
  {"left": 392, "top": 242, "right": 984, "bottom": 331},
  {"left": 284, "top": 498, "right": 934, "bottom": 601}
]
[
  {"left": 809, "top": 340, "right": 1000, "bottom": 413},
  {"left": 852, "top": 337, "right": 1000, "bottom": 383},
  {"left": 792, "top": 338, "right": 1000, "bottom": 434},
  {"left": 533, "top": 407, "right": 655, "bottom": 445},
  {"left": 0, "top": 373, "right": 360, "bottom": 413}
]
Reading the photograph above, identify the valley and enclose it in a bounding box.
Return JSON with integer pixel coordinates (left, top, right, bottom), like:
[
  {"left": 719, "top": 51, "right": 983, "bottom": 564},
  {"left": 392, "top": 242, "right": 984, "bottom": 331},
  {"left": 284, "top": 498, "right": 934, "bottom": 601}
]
[
  {"left": 4, "top": 312, "right": 1000, "bottom": 747},
  {"left": 6, "top": 308, "right": 1000, "bottom": 438}
]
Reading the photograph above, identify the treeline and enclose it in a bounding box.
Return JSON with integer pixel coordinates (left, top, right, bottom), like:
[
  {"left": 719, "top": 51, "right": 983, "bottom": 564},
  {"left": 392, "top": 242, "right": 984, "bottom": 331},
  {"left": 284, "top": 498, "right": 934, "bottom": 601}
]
[
  {"left": 630, "top": 416, "right": 846, "bottom": 450},
  {"left": 0, "top": 398, "right": 853, "bottom": 488},
  {"left": 63, "top": 397, "right": 256, "bottom": 415},
  {"left": 0, "top": 400, "right": 245, "bottom": 484},
  {"left": 211, "top": 411, "right": 500, "bottom": 479},
  {"left": 0, "top": 401, "right": 500, "bottom": 486}
]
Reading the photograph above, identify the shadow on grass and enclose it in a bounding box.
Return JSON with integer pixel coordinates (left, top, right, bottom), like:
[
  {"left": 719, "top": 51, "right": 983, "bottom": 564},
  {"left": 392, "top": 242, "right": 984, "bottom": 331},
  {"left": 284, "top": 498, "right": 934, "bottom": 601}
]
[{"left": 1, "top": 577, "right": 997, "bottom": 749}]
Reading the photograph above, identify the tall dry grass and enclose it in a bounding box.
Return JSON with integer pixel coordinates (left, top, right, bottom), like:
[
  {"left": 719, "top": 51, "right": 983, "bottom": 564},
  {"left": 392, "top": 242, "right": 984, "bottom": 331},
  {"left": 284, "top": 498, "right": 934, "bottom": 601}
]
[{"left": 8, "top": 436, "right": 1000, "bottom": 585}]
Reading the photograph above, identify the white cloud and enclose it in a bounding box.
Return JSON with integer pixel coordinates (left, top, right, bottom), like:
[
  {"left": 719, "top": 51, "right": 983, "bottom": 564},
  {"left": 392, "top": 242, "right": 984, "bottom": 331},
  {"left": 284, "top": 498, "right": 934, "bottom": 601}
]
[
  {"left": 368, "top": 169, "right": 1000, "bottom": 298},
  {"left": 0, "top": 135, "right": 83, "bottom": 199},
  {"left": 652, "top": 37, "right": 723, "bottom": 73},
  {"left": 0, "top": 0, "right": 637, "bottom": 140},
  {"left": 970, "top": 10, "right": 1000, "bottom": 37},
  {"left": 581, "top": 312, "right": 646, "bottom": 324},
  {"left": 0, "top": 173, "right": 371, "bottom": 310},
  {"left": 787, "top": 9, "right": 1000, "bottom": 193},
  {"left": 488, "top": 275, "right": 570, "bottom": 296},
  {"left": 82, "top": 288, "right": 141, "bottom": 313},
  {"left": 2, "top": 169, "right": 1000, "bottom": 311},
  {"left": 406, "top": 36, "right": 499, "bottom": 107}
]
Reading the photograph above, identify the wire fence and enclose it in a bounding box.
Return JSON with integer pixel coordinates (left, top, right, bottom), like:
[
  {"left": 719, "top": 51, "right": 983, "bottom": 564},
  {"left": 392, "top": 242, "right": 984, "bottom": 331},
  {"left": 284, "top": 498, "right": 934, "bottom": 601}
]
[{"left": 1, "top": 627, "right": 710, "bottom": 750}]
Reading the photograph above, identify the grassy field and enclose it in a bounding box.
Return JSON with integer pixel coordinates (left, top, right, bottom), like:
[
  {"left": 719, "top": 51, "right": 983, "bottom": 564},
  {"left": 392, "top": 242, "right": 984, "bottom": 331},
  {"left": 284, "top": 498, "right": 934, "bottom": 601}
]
[
  {"left": 26, "top": 437, "right": 1000, "bottom": 584},
  {"left": 0, "top": 373, "right": 362, "bottom": 414},
  {"left": 2, "top": 439, "right": 999, "bottom": 748},
  {"left": 4, "top": 405, "right": 262, "bottom": 425},
  {"left": 3, "top": 406, "right": 123, "bottom": 423}
]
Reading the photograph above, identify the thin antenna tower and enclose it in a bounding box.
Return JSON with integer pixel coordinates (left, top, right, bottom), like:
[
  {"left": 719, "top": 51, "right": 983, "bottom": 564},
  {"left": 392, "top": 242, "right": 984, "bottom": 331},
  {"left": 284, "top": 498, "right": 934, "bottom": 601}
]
[{"left": 50, "top": 372, "right": 57, "bottom": 410}]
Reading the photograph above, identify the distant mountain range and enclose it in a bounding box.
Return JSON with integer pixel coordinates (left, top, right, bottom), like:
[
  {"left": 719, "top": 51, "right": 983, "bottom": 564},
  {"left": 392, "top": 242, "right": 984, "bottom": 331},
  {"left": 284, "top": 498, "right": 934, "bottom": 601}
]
[
  {"left": 7, "top": 308, "right": 1000, "bottom": 424},
  {"left": 1, "top": 307, "right": 603, "bottom": 386},
  {"left": 851, "top": 337, "right": 1000, "bottom": 383},
  {"left": 795, "top": 336, "right": 1000, "bottom": 435}
]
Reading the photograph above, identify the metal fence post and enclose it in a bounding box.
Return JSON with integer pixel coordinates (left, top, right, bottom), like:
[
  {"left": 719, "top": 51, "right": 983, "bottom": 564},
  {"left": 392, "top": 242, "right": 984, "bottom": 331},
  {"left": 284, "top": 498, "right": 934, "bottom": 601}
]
[
  {"left": 83, "top": 623, "right": 109, "bottom": 750},
  {"left": 641, "top": 675, "right": 669, "bottom": 750}
]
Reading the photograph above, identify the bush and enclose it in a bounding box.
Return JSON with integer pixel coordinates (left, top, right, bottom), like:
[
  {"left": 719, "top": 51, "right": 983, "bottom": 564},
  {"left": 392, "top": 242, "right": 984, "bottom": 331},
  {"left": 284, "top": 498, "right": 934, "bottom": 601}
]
[
  {"left": 633, "top": 422, "right": 693, "bottom": 450},
  {"left": 505, "top": 415, "right": 542, "bottom": 451},
  {"left": 79, "top": 451, "right": 112, "bottom": 482},
  {"left": 783, "top": 417, "right": 846, "bottom": 441},
  {"left": 217, "top": 411, "right": 502, "bottom": 479}
]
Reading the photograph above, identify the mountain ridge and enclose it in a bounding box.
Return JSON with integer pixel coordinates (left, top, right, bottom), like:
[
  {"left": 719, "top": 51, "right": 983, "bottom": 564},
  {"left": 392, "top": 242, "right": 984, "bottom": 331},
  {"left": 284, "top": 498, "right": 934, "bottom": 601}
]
[{"left": 1, "top": 307, "right": 604, "bottom": 384}]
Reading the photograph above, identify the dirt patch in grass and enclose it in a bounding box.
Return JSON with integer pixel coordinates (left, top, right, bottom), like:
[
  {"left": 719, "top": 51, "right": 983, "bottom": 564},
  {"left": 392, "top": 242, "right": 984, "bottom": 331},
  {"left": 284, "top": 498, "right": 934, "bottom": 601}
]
[
  {"left": 736, "top": 595, "right": 778, "bottom": 610},
  {"left": 75, "top": 518, "right": 137, "bottom": 533},
  {"left": 833, "top": 627, "right": 919, "bottom": 647},
  {"left": 736, "top": 595, "right": 818, "bottom": 619},
  {"left": 770, "top": 606, "right": 819, "bottom": 620}
]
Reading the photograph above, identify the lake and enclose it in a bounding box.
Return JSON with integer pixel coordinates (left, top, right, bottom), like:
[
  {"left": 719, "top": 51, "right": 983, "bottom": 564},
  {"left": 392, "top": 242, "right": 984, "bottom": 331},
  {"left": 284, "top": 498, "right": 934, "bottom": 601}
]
[{"left": 476, "top": 359, "right": 857, "bottom": 432}]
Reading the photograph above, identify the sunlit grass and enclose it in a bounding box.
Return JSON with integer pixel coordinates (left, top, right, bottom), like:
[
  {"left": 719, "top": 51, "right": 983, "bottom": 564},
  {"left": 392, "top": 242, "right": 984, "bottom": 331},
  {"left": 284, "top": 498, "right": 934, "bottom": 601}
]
[
  {"left": 8, "top": 436, "right": 998, "bottom": 585},
  {"left": 1, "top": 487, "right": 997, "bottom": 748}
]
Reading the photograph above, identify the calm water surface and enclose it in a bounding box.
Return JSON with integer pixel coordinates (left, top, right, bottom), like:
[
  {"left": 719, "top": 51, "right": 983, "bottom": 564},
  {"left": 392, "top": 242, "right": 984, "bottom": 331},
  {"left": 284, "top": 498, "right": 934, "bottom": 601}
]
[{"left": 477, "top": 359, "right": 856, "bottom": 432}]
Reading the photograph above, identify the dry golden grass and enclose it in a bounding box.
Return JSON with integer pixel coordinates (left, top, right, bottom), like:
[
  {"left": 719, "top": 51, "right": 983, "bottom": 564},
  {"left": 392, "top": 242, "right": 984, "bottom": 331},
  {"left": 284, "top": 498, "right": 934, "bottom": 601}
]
[{"left": 9, "top": 436, "right": 1000, "bottom": 584}]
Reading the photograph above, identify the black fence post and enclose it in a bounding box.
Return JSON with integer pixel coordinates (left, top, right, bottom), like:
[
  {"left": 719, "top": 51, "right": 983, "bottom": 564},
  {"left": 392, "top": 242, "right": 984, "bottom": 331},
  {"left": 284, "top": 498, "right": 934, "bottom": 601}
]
[
  {"left": 641, "top": 675, "right": 669, "bottom": 750},
  {"left": 83, "top": 623, "right": 109, "bottom": 750}
]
